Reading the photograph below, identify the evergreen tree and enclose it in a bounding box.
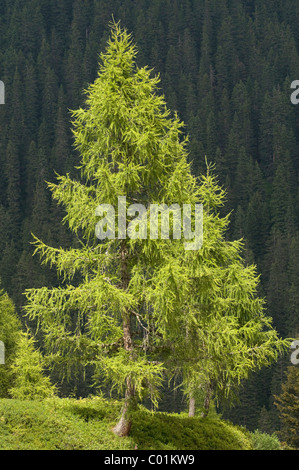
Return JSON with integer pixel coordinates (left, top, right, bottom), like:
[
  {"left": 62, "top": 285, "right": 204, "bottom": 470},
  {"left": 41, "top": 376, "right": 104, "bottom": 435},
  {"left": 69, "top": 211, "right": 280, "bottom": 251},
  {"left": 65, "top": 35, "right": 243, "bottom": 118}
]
[
  {"left": 215, "top": 14, "right": 239, "bottom": 95},
  {"left": 40, "top": 66, "right": 59, "bottom": 154},
  {"left": 23, "top": 56, "right": 39, "bottom": 139},
  {"left": 266, "top": 231, "right": 289, "bottom": 336},
  {"left": 18, "top": 2, "right": 45, "bottom": 57},
  {"left": 270, "top": 161, "right": 296, "bottom": 236},
  {"left": 23, "top": 140, "right": 39, "bottom": 216},
  {"left": 0, "top": 288, "right": 22, "bottom": 397},
  {"left": 51, "top": 86, "right": 72, "bottom": 175},
  {"left": 24, "top": 23, "right": 201, "bottom": 436},
  {"left": 232, "top": 146, "right": 254, "bottom": 209},
  {"left": 0, "top": 242, "right": 19, "bottom": 296},
  {"left": 198, "top": 4, "right": 213, "bottom": 79},
  {"left": 23, "top": 21, "right": 288, "bottom": 437},
  {"left": 245, "top": 191, "right": 270, "bottom": 261},
  {"left": 169, "top": 170, "right": 289, "bottom": 415},
  {"left": 285, "top": 234, "right": 299, "bottom": 337},
  {"left": 217, "top": 87, "right": 232, "bottom": 153},
  {"left": 9, "top": 330, "right": 57, "bottom": 400},
  {"left": 8, "top": 64, "right": 25, "bottom": 147},
  {"left": 275, "top": 365, "right": 299, "bottom": 449},
  {"left": 5, "top": 140, "right": 22, "bottom": 244}
]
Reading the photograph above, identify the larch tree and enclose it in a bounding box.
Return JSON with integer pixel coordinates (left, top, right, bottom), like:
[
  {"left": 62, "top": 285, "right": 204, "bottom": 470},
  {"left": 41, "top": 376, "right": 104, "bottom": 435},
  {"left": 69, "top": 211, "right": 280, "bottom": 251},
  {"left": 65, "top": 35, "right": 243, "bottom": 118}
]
[
  {"left": 24, "top": 22, "right": 289, "bottom": 437},
  {"left": 0, "top": 288, "right": 22, "bottom": 397},
  {"left": 148, "top": 166, "right": 289, "bottom": 417},
  {"left": 9, "top": 330, "right": 57, "bottom": 400},
  {"left": 24, "top": 22, "right": 202, "bottom": 436}
]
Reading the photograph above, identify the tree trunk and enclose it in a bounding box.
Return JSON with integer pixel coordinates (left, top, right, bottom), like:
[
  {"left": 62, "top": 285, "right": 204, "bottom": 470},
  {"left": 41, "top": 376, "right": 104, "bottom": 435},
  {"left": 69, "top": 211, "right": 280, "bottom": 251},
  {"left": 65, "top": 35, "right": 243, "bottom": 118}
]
[
  {"left": 201, "top": 383, "right": 213, "bottom": 418},
  {"left": 113, "top": 313, "right": 136, "bottom": 436},
  {"left": 113, "top": 377, "right": 135, "bottom": 436},
  {"left": 188, "top": 395, "right": 195, "bottom": 417},
  {"left": 113, "top": 241, "right": 135, "bottom": 437}
]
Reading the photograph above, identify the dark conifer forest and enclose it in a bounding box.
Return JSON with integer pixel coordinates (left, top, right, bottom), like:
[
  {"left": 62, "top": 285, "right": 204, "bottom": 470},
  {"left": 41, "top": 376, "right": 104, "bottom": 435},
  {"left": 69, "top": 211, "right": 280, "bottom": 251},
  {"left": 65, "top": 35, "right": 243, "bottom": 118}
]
[{"left": 0, "top": 0, "right": 299, "bottom": 434}]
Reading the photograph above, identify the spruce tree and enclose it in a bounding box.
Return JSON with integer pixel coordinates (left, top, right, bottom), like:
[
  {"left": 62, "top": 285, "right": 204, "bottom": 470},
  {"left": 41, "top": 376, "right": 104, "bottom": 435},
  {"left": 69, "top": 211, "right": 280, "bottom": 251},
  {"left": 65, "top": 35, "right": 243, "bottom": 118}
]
[
  {"left": 5, "top": 140, "right": 22, "bottom": 244},
  {"left": 286, "top": 234, "right": 299, "bottom": 337},
  {"left": 275, "top": 365, "right": 299, "bottom": 449}
]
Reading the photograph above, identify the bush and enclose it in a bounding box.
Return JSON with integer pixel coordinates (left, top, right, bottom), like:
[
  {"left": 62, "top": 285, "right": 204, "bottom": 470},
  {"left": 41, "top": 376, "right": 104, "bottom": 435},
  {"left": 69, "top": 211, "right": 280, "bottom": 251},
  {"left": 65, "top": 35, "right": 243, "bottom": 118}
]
[
  {"left": 250, "top": 430, "right": 281, "bottom": 450},
  {"left": 130, "top": 407, "right": 253, "bottom": 450},
  {"left": 0, "top": 397, "right": 253, "bottom": 450},
  {"left": 0, "top": 290, "right": 22, "bottom": 397},
  {"left": 0, "top": 397, "right": 131, "bottom": 450}
]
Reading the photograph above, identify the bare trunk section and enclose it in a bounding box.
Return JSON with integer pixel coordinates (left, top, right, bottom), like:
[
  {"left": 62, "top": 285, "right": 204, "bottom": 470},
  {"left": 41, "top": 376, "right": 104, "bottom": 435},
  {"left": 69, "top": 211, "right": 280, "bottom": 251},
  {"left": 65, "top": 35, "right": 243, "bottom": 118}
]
[
  {"left": 113, "top": 241, "right": 136, "bottom": 437},
  {"left": 188, "top": 395, "right": 196, "bottom": 417},
  {"left": 113, "top": 314, "right": 136, "bottom": 436},
  {"left": 113, "top": 376, "right": 135, "bottom": 436},
  {"left": 201, "top": 383, "right": 213, "bottom": 418}
]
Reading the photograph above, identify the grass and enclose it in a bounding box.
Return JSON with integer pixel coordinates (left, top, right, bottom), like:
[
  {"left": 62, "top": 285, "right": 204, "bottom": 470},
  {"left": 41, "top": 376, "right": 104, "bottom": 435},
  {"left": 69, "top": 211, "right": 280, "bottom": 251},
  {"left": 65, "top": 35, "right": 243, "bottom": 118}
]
[{"left": 0, "top": 396, "right": 256, "bottom": 450}]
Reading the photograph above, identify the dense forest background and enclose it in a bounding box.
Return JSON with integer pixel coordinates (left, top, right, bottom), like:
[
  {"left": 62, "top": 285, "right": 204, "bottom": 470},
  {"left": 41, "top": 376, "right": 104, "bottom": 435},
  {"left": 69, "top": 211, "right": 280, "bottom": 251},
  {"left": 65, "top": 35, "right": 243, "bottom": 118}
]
[{"left": 0, "top": 0, "right": 299, "bottom": 433}]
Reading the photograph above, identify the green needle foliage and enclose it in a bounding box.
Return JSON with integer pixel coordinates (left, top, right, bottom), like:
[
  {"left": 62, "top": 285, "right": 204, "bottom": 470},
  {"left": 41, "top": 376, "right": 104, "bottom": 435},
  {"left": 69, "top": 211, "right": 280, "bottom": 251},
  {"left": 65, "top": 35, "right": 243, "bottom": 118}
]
[
  {"left": 24, "top": 22, "right": 200, "bottom": 435},
  {"left": 0, "top": 289, "right": 22, "bottom": 397},
  {"left": 24, "top": 22, "right": 289, "bottom": 436},
  {"left": 147, "top": 167, "right": 290, "bottom": 415},
  {"left": 9, "top": 330, "right": 57, "bottom": 400},
  {"left": 274, "top": 365, "right": 299, "bottom": 449}
]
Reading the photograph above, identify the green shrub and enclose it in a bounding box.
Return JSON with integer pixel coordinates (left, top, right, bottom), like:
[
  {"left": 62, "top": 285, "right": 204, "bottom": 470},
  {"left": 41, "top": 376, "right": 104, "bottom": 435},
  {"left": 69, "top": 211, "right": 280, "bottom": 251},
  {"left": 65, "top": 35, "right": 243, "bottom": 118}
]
[
  {"left": 0, "top": 397, "right": 132, "bottom": 450},
  {"left": 0, "top": 397, "right": 253, "bottom": 450},
  {"left": 250, "top": 430, "right": 281, "bottom": 450},
  {"left": 130, "top": 407, "right": 253, "bottom": 450}
]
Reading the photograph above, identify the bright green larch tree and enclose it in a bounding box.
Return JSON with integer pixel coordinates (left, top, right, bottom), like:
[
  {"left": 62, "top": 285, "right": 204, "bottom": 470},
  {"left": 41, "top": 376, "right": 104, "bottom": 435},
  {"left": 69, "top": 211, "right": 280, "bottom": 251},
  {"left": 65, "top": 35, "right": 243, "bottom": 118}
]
[
  {"left": 147, "top": 166, "right": 289, "bottom": 416},
  {"left": 0, "top": 288, "right": 22, "bottom": 397},
  {"left": 9, "top": 330, "right": 57, "bottom": 400},
  {"left": 24, "top": 22, "right": 201, "bottom": 436},
  {"left": 24, "top": 22, "right": 289, "bottom": 436}
]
